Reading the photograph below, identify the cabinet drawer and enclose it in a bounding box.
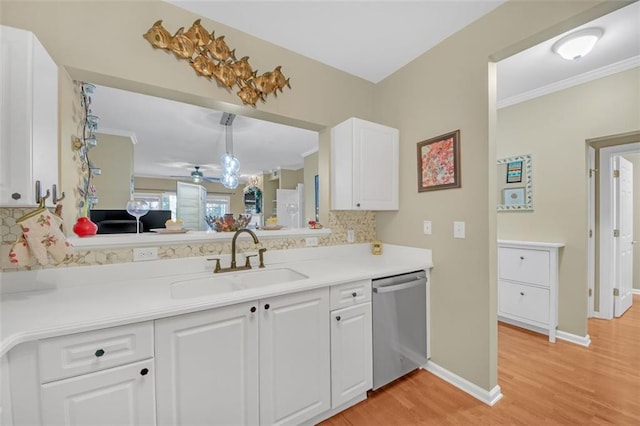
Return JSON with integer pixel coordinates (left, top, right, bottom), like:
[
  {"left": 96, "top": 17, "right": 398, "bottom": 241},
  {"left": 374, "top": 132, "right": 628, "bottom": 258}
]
[
  {"left": 330, "top": 280, "right": 371, "bottom": 310},
  {"left": 498, "top": 247, "right": 550, "bottom": 286},
  {"left": 39, "top": 322, "right": 154, "bottom": 383},
  {"left": 498, "top": 281, "right": 549, "bottom": 325}
]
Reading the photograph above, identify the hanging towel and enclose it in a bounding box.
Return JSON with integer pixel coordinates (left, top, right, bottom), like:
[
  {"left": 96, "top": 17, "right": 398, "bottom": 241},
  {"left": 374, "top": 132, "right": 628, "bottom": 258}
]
[{"left": 18, "top": 210, "right": 74, "bottom": 265}]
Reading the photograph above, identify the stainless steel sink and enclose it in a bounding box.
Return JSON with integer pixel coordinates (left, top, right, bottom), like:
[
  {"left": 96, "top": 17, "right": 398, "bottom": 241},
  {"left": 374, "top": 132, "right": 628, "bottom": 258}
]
[{"left": 170, "top": 268, "right": 308, "bottom": 299}]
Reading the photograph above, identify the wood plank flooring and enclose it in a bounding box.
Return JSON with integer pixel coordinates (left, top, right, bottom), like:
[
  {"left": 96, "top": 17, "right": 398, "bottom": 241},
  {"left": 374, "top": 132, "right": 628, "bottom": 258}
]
[{"left": 320, "top": 295, "right": 640, "bottom": 425}]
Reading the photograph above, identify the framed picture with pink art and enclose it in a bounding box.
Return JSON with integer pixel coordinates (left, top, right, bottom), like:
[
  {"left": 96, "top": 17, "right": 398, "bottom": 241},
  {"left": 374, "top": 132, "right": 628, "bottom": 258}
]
[{"left": 417, "top": 130, "right": 461, "bottom": 192}]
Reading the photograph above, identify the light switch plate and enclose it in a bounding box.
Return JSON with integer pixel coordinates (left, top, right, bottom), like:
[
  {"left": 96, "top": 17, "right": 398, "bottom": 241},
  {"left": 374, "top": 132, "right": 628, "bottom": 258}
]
[
  {"left": 347, "top": 229, "right": 355, "bottom": 243},
  {"left": 453, "top": 221, "right": 465, "bottom": 239},
  {"left": 423, "top": 220, "right": 432, "bottom": 235},
  {"left": 305, "top": 237, "right": 318, "bottom": 247}
]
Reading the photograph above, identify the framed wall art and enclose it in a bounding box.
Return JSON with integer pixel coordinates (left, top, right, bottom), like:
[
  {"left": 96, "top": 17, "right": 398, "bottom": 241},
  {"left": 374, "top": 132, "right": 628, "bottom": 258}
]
[{"left": 417, "top": 130, "right": 461, "bottom": 192}]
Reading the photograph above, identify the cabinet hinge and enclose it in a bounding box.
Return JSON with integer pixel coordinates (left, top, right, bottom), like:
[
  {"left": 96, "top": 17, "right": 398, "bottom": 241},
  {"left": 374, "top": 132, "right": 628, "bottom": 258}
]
[
  {"left": 613, "top": 288, "right": 620, "bottom": 297},
  {"left": 613, "top": 170, "right": 620, "bottom": 178},
  {"left": 589, "top": 169, "right": 598, "bottom": 178},
  {"left": 589, "top": 288, "right": 593, "bottom": 297},
  {"left": 589, "top": 229, "right": 593, "bottom": 238},
  {"left": 613, "top": 229, "right": 620, "bottom": 237}
]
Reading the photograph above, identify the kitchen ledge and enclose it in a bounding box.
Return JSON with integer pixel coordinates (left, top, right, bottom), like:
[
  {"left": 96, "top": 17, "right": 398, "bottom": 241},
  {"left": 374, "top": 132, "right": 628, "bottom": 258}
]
[
  {"left": 67, "top": 227, "right": 332, "bottom": 249},
  {"left": 0, "top": 243, "right": 432, "bottom": 357}
]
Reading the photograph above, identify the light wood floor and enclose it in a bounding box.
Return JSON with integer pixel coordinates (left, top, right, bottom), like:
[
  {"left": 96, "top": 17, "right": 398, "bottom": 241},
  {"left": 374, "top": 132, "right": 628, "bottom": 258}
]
[{"left": 321, "top": 294, "right": 640, "bottom": 425}]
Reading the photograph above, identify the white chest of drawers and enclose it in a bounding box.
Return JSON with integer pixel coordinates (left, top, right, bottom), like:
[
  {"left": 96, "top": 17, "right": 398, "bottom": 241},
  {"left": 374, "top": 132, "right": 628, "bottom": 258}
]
[{"left": 497, "top": 240, "right": 564, "bottom": 342}]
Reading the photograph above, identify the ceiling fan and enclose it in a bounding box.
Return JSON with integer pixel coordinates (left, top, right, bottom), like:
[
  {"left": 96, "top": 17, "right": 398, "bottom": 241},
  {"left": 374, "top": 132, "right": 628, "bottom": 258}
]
[{"left": 171, "top": 166, "right": 220, "bottom": 183}]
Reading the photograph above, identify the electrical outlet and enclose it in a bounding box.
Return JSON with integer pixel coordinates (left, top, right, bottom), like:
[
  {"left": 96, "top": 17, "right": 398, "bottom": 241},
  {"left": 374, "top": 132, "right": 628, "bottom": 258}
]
[
  {"left": 453, "top": 221, "right": 465, "bottom": 239},
  {"left": 133, "top": 247, "right": 158, "bottom": 261},
  {"left": 423, "top": 220, "right": 432, "bottom": 235},
  {"left": 347, "top": 229, "right": 355, "bottom": 243},
  {"left": 305, "top": 237, "right": 318, "bottom": 247}
]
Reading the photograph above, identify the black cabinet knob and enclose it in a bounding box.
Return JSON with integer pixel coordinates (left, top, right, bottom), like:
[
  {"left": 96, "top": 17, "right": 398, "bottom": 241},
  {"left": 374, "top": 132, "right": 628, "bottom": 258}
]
[
  {"left": 11, "top": 193, "right": 21, "bottom": 200},
  {"left": 140, "top": 368, "right": 149, "bottom": 376},
  {"left": 264, "top": 303, "right": 270, "bottom": 310},
  {"left": 356, "top": 203, "right": 361, "bottom": 207},
  {"left": 250, "top": 306, "right": 256, "bottom": 313},
  {"left": 520, "top": 292, "right": 525, "bottom": 296},
  {"left": 95, "top": 349, "right": 105, "bottom": 357},
  {"left": 351, "top": 292, "right": 357, "bottom": 298},
  {"left": 520, "top": 256, "right": 525, "bottom": 260},
  {"left": 336, "top": 315, "right": 341, "bottom": 321}
]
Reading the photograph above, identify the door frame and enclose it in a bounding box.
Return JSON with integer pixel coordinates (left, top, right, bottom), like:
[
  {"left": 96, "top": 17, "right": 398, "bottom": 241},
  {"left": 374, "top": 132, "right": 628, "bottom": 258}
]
[
  {"left": 587, "top": 145, "right": 595, "bottom": 318},
  {"left": 598, "top": 142, "right": 640, "bottom": 319}
]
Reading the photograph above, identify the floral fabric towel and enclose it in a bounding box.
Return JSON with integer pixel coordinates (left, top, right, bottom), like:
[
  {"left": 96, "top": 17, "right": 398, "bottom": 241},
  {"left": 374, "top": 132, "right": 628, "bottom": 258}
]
[
  {"left": 8, "top": 234, "right": 31, "bottom": 266},
  {"left": 16, "top": 210, "right": 74, "bottom": 265}
]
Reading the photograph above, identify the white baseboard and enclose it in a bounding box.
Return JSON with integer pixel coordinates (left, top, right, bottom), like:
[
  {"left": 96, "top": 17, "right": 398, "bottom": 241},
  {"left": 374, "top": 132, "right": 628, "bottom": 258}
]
[
  {"left": 424, "top": 361, "right": 503, "bottom": 406},
  {"left": 556, "top": 330, "right": 591, "bottom": 347},
  {"left": 632, "top": 289, "right": 640, "bottom": 296}
]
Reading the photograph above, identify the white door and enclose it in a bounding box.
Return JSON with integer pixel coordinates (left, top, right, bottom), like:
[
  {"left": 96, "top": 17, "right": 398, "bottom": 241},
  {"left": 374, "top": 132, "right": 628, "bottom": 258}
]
[
  {"left": 259, "top": 288, "right": 331, "bottom": 426},
  {"left": 587, "top": 146, "right": 596, "bottom": 317},
  {"left": 176, "top": 181, "right": 207, "bottom": 230},
  {"left": 40, "top": 359, "right": 155, "bottom": 426},
  {"left": 330, "top": 303, "right": 372, "bottom": 408},
  {"left": 613, "top": 156, "right": 634, "bottom": 317},
  {"left": 353, "top": 119, "right": 399, "bottom": 210},
  {"left": 155, "top": 302, "right": 259, "bottom": 426}
]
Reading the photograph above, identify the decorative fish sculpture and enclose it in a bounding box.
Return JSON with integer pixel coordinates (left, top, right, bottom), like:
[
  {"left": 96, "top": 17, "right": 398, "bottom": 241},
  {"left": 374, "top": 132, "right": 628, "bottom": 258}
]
[
  {"left": 190, "top": 53, "right": 214, "bottom": 77},
  {"left": 143, "top": 20, "right": 172, "bottom": 50},
  {"left": 169, "top": 27, "right": 195, "bottom": 59},
  {"left": 237, "top": 85, "right": 262, "bottom": 106},
  {"left": 231, "top": 56, "right": 254, "bottom": 80},
  {"left": 184, "top": 19, "right": 212, "bottom": 48},
  {"left": 253, "top": 72, "right": 276, "bottom": 95},
  {"left": 207, "top": 34, "right": 236, "bottom": 62},
  {"left": 269, "top": 66, "right": 291, "bottom": 95},
  {"left": 211, "top": 62, "right": 237, "bottom": 88}
]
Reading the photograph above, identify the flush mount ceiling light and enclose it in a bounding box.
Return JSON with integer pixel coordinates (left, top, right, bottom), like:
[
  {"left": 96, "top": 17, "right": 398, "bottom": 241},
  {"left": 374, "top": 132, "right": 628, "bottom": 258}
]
[{"left": 552, "top": 28, "right": 603, "bottom": 61}]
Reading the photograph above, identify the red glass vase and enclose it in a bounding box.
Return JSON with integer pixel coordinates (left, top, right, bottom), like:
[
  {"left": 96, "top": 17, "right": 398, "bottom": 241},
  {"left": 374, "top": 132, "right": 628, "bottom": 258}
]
[{"left": 73, "top": 216, "right": 98, "bottom": 237}]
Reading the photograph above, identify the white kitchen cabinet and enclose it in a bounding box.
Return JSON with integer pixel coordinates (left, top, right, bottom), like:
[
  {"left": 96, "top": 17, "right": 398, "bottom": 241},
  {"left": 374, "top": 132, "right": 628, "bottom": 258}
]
[
  {"left": 331, "top": 117, "right": 399, "bottom": 210},
  {"left": 40, "top": 359, "right": 155, "bottom": 426},
  {"left": 7, "top": 323, "right": 156, "bottom": 426},
  {"left": 330, "top": 302, "right": 372, "bottom": 408},
  {"left": 497, "top": 240, "right": 564, "bottom": 342},
  {"left": 0, "top": 25, "right": 59, "bottom": 207},
  {"left": 1, "top": 355, "right": 12, "bottom": 426},
  {"left": 259, "top": 287, "right": 331, "bottom": 425},
  {"left": 155, "top": 301, "right": 259, "bottom": 426},
  {"left": 155, "top": 287, "right": 330, "bottom": 426}
]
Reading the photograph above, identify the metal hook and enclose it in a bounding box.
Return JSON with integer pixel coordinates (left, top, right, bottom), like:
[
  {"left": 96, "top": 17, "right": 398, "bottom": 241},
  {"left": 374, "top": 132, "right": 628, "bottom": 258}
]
[{"left": 52, "top": 185, "right": 65, "bottom": 203}]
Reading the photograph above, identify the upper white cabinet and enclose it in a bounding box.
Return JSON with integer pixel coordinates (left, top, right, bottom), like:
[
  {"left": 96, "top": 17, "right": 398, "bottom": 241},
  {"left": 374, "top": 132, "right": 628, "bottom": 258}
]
[
  {"left": 0, "top": 25, "right": 58, "bottom": 207},
  {"left": 331, "top": 117, "right": 399, "bottom": 210}
]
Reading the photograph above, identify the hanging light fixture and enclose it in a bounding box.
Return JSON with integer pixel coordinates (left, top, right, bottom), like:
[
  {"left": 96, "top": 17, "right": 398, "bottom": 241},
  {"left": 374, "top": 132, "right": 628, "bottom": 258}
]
[
  {"left": 219, "top": 112, "right": 239, "bottom": 189},
  {"left": 552, "top": 28, "right": 603, "bottom": 61}
]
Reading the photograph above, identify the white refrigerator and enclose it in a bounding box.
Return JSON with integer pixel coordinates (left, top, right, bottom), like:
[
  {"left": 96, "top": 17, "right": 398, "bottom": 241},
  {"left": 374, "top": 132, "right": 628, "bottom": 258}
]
[{"left": 276, "top": 184, "right": 304, "bottom": 229}]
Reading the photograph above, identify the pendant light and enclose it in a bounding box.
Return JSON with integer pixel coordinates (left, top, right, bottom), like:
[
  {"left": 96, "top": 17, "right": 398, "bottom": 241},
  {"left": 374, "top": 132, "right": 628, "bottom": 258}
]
[{"left": 220, "top": 112, "right": 239, "bottom": 189}]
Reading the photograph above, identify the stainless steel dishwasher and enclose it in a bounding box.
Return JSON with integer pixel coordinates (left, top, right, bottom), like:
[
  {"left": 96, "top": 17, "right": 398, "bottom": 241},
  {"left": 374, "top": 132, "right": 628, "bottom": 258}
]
[{"left": 372, "top": 270, "right": 428, "bottom": 390}]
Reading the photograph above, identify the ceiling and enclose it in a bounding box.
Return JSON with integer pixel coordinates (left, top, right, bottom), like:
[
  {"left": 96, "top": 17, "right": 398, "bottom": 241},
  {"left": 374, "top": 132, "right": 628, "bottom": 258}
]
[{"left": 94, "top": 1, "right": 639, "bottom": 182}]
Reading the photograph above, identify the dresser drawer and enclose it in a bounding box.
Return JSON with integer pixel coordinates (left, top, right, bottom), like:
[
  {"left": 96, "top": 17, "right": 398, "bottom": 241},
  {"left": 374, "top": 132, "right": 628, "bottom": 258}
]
[
  {"left": 498, "top": 281, "right": 549, "bottom": 326},
  {"left": 38, "top": 322, "right": 154, "bottom": 383},
  {"left": 330, "top": 280, "right": 371, "bottom": 310},
  {"left": 498, "top": 247, "right": 550, "bottom": 286}
]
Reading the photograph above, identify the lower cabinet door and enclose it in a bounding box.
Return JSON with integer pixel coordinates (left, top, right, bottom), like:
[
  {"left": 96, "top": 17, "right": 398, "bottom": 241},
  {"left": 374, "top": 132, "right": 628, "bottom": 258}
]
[
  {"left": 40, "top": 359, "right": 155, "bottom": 426},
  {"left": 330, "top": 303, "right": 372, "bottom": 408},
  {"left": 154, "top": 301, "right": 259, "bottom": 426},
  {"left": 259, "top": 288, "right": 330, "bottom": 426}
]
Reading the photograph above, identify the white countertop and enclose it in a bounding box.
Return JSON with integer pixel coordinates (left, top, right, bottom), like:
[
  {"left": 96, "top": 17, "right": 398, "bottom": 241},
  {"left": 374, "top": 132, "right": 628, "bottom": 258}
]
[{"left": 0, "top": 243, "right": 432, "bottom": 356}]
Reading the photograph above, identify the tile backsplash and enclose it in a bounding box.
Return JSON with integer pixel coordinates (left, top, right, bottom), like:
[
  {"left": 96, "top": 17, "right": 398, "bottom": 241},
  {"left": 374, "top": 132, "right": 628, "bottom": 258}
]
[{"left": 1, "top": 208, "right": 376, "bottom": 272}]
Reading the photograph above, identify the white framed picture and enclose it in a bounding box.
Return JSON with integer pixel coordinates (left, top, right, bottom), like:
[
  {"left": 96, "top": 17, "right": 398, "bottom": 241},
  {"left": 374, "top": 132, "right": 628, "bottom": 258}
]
[{"left": 503, "top": 187, "right": 525, "bottom": 206}]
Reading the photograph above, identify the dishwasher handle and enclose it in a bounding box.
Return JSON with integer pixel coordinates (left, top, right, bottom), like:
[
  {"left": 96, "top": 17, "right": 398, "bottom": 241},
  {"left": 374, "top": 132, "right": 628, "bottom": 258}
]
[{"left": 372, "top": 277, "right": 427, "bottom": 294}]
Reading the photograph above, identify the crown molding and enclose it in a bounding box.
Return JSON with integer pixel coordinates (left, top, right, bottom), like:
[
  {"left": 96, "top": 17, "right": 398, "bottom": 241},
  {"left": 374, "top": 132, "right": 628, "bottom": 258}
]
[
  {"left": 97, "top": 128, "right": 139, "bottom": 145},
  {"left": 498, "top": 55, "right": 640, "bottom": 109}
]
